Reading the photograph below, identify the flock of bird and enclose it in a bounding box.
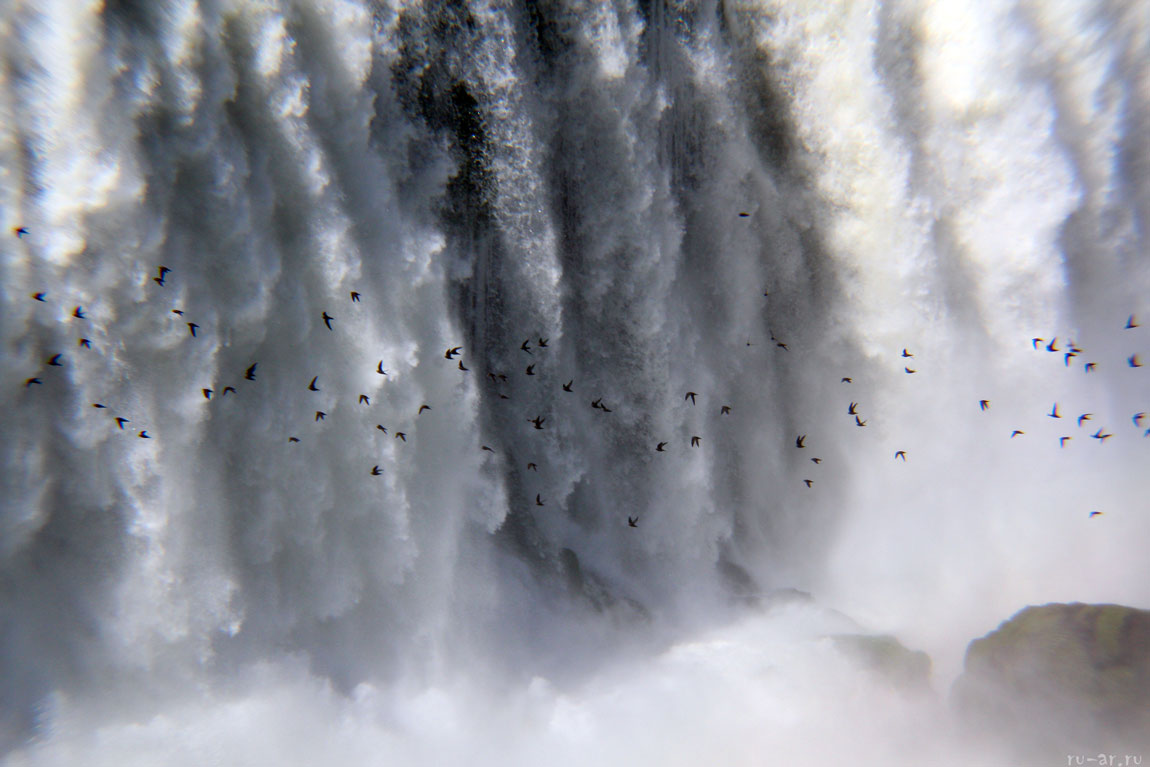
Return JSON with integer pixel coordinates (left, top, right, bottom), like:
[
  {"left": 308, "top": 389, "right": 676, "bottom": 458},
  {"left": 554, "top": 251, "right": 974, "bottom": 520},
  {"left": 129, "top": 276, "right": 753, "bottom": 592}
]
[{"left": 13, "top": 220, "right": 1148, "bottom": 525}]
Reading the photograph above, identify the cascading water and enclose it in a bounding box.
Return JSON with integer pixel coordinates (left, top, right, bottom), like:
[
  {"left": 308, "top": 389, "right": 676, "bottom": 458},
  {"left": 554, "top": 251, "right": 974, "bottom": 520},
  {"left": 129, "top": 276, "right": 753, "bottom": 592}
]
[{"left": 1, "top": 0, "right": 1147, "bottom": 763}]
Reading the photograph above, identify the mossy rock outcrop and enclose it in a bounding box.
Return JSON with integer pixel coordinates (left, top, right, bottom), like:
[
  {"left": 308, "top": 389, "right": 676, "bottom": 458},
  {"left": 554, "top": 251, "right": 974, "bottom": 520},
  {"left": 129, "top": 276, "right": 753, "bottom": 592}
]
[
  {"left": 952, "top": 603, "right": 1150, "bottom": 755},
  {"left": 830, "top": 633, "right": 932, "bottom": 693}
]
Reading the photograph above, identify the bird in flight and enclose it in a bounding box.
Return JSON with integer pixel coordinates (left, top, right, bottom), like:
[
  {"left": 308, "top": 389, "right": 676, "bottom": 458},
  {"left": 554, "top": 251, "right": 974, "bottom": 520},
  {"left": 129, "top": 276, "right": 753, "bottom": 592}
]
[
  {"left": 1084, "top": 362, "right": 1096, "bottom": 373},
  {"left": 1077, "top": 413, "right": 1092, "bottom": 427},
  {"left": 395, "top": 432, "right": 406, "bottom": 441},
  {"left": 14, "top": 226, "right": 29, "bottom": 237},
  {"left": 538, "top": 338, "right": 548, "bottom": 348},
  {"left": 288, "top": 437, "right": 300, "bottom": 443},
  {"left": 521, "top": 339, "right": 532, "bottom": 354},
  {"left": 154, "top": 266, "right": 171, "bottom": 286},
  {"left": 1046, "top": 338, "right": 1059, "bottom": 352},
  {"left": 1064, "top": 352, "right": 1077, "bottom": 366},
  {"left": 535, "top": 494, "right": 544, "bottom": 507},
  {"left": 376, "top": 425, "right": 387, "bottom": 433},
  {"left": 359, "top": 395, "right": 370, "bottom": 405},
  {"left": 848, "top": 402, "right": 858, "bottom": 415},
  {"left": 445, "top": 347, "right": 462, "bottom": 359},
  {"left": 1031, "top": 338, "right": 1044, "bottom": 349},
  {"left": 1129, "top": 354, "right": 1143, "bottom": 368},
  {"left": 73, "top": 306, "right": 86, "bottom": 319},
  {"left": 691, "top": 436, "right": 701, "bottom": 447},
  {"left": 371, "top": 465, "right": 382, "bottom": 475},
  {"left": 738, "top": 212, "right": 750, "bottom": 218},
  {"left": 904, "top": 367, "right": 916, "bottom": 374},
  {"left": 901, "top": 348, "right": 913, "bottom": 358},
  {"left": 203, "top": 388, "right": 213, "bottom": 400},
  {"left": 187, "top": 322, "right": 199, "bottom": 337},
  {"left": 1091, "top": 429, "right": 1112, "bottom": 442},
  {"left": 377, "top": 361, "right": 388, "bottom": 375},
  {"left": 222, "top": 386, "right": 236, "bottom": 395},
  {"left": 1010, "top": 430, "right": 1024, "bottom": 438},
  {"left": 47, "top": 354, "right": 62, "bottom": 367},
  {"left": 776, "top": 342, "right": 789, "bottom": 350},
  {"left": 79, "top": 338, "right": 91, "bottom": 348},
  {"left": 527, "top": 463, "right": 537, "bottom": 471},
  {"left": 720, "top": 405, "right": 731, "bottom": 415},
  {"left": 810, "top": 457, "right": 822, "bottom": 464},
  {"left": 309, "top": 376, "right": 320, "bottom": 391},
  {"left": 139, "top": 431, "right": 151, "bottom": 439},
  {"left": 529, "top": 416, "right": 545, "bottom": 430},
  {"left": 1060, "top": 436, "right": 1071, "bottom": 447},
  {"left": 656, "top": 442, "right": 668, "bottom": 452},
  {"left": 1134, "top": 413, "right": 1146, "bottom": 427},
  {"left": 1126, "top": 315, "right": 1140, "bottom": 329},
  {"left": 32, "top": 292, "right": 46, "bottom": 302},
  {"left": 351, "top": 292, "right": 361, "bottom": 302},
  {"left": 92, "top": 403, "right": 107, "bottom": 409},
  {"left": 1049, "top": 403, "right": 1061, "bottom": 418},
  {"left": 841, "top": 377, "right": 852, "bottom": 383},
  {"left": 979, "top": 400, "right": 989, "bottom": 411},
  {"left": 562, "top": 380, "right": 573, "bottom": 392},
  {"left": 25, "top": 377, "right": 42, "bottom": 387},
  {"left": 458, "top": 361, "right": 469, "bottom": 371},
  {"left": 322, "top": 312, "right": 334, "bottom": 330},
  {"left": 894, "top": 451, "right": 906, "bottom": 461},
  {"left": 591, "top": 398, "right": 603, "bottom": 409},
  {"left": 1089, "top": 511, "right": 1102, "bottom": 517},
  {"left": 803, "top": 479, "right": 813, "bottom": 488},
  {"left": 245, "top": 363, "right": 257, "bottom": 381},
  {"left": 796, "top": 435, "right": 806, "bottom": 448},
  {"left": 418, "top": 405, "right": 431, "bottom": 414},
  {"left": 481, "top": 445, "right": 493, "bottom": 452},
  {"left": 171, "top": 309, "right": 184, "bottom": 316},
  {"left": 115, "top": 417, "right": 129, "bottom": 429},
  {"left": 525, "top": 364, "right": 535, "bottom": 376},
  {"left": 685, "top": 391, "right": 697, "bottom": 405},
  {"left": 315, "top": 411, "right": 326, "bottom": 421},
  {"left": 628, "top": 516, "right": 638, "bottom": 528},
  {"left": 855, "top": 416, "right": 867, "bottom": 427}
]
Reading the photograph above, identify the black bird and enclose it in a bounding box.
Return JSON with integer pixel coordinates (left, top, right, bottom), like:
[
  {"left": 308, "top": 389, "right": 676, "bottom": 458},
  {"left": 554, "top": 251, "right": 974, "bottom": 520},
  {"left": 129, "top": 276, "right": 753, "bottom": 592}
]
[
  {"left": 600, "top": 405, "right": 612, "bottom": 413},
  {"left": 202, "top": 388, "right": 213, "bottom": 400},
  {"left": 395, "top": 432, "right": 406, "bottom": 441},
  {"left": 322, "top": 312, "right": 334, "bottom": 330},
  {"left": 1064, "top": 352, "right": 1077, "bottom": 366},
  {"left": 803, "top": 479, "right": 813, "bottom": 488},
  {"left": 848, "top": 402, "right": 858, "bottom": 415},
  {"left": 359, "top": 395, "right": 370, "bottom": 405},
  {"left": 445, "top": 347, "right": 462, "bottom": 359},
  {"left": 350, "top": 291, "right": 361, "bottom": 302},
  {"left": 535, "top": 494, "right": 544, "bottom": 507},
  {"left": 841, "top": 377, "right": 853, "bottom": 383},
  {"left": 1084, "top": 362, "right": 1096, "bottom": 373},
  {"left": 855, "top": 416, "right": 867, "bottom": 427},
  {"left": 720, "top": 405, "right": 731, "bottom": 415},
  {"left": 25, "top": 377, "right": 41, "bottom": 387},
  {"left": 525, "top": 364, "right": 535, "bottom": 376},
  {"left": 308, "top": 376, "right": 320, "bottom": 391},
  {"left": 1031, "top": 338, "right": 1044, "bottom": 349},
  {"left": 187, "top": 322, "right": 198, "bottom": 337},
  {"left": 527, "top": 462, "right": 537, "bottom": 471},
  {"left": 738, "top": 212, "right": 750, "bottom": 218},
  {"left": 157, "top": 266, "right": 171, "bottom": 281},
  {"left": 811, "top": 457, "right": 822, "bottom": 464},
  {"left": 591, "top": 398, "right": 603, "bottom": 409},
  {"left": 1046, "top": 338, "right": 1059, "bottom": 352},
  {"left": 520, "top": 339, "right": 532, "bottom": 354},
  {"left": 138, "top": 430, "right": 151, "bottom": 438},
  {"left": 153, "top": 274, "right": 166, "bottom": 287},
  {"left": 628, "top": 516, "right": 638, "bottom": 528},
  {"left": 245, "top": 363, "right": 257, "bottom": 381},
  {"left": 115, "top": 417, "right": 129, "bottom": 429},
  {"left": 1077, "top": 414, "right": 1092, "bottom": 426},
  {"left": 1060, "top": 437, "right": 1071, "bottom": 447},
  {"left": 371, "top": 465, "right": 382, "bottom": 476},
  {"left": 1128, "top": 354, "right": 1143, "bottom": 368},
  {"left": 79, "top": 338, "right": 91, "bottom": 348},
  {"left": 562, "top": 380, "right": 573, "bottom": 392},
  {"left": 979, "top": 400, "right": 989, "bottom": 411},
  {"left": 418, "top": 405, "right": 431, "bottom": 414},
  {"left": 538, "top": 338, "right": 548, "bottom": 348},
  {"left": 685, "top": 391, "right": 697, "bottom": 405},
  {"left": 498, "top": 374, "right": 508, "bottom": 382},
  {"left": 796, "top": 435, "right": 806, "bottom": 448},
  {"left": 14, "top": 226, "right": 29, "bottom": 237},
  {"left": 172, "top": 309, "right": 184, "bottom": 316},
  {"left": 377, "top": 361, "right": 388, "bottom": 375},
  {"left": 1134, "top": 413, "right": 1145, "bottom": 427},
  {"left": 776, "top": 342, "right": 788, "bottom": 350},
  {"left": 690, "top": 436, "right": 701, "bottom": 447},
  {"left": 894, "top": 451, "right": 906, "bottom": 461},
  {"left": 315, "top": 411, "right": 326, "bottom": 421},
  {"left": 32, "top": 292, "right": 46, "bottom": 302},
  {"left": 904, "top": 367, "right": 915, "bottom": 374},
  {"left": 73, "top": 306, "right": 86, "bottom": 319},
  {"left": 902, "top": 349, "right": 913, "bottom": 358},
  {"left": 92, "top": 403, "right": 106, "bottom": 409},
  {"left": 376, "top": 425, "right": 387, "bottom": 433},
  {"left": 1049, "top": 403, "right": 1061, "bottom": 418},
  {"left": 1126, "top": 315, "right": 1139, "bottom": 329},
  {"left": 1011, "top": 429, "right": 1024, "bottom": 438},
  {"left": 481, "top": 445, "right": 494, "bottom": 452},
  {"left": 222, "top": 386, "right": 236, "bottom": 396},
  {"left": 1089, "top": 511, "right": 1102, "bottom": 517},
  {"left": 529, "top": 416, "right": 545, "bottom": 430},
  {"left": 1091, "top": 428, "right": 1112, "bottom": 442},
  {"left": 47, "top": 354, "right": 62, "bottom": 366},
  {"left": 458, "top": 361, "right": 468, "bottom": 371},
  {"left": 288, "top": 437, "right": 300, "bottom": 443},
  {"left": 656, "top": 442, "right": 668, "bottom": 452}
]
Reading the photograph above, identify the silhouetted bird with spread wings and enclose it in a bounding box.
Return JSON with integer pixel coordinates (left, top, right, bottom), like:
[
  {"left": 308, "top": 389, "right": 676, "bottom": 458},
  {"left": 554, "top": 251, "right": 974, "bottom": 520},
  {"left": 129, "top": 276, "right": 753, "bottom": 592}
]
[{"left": 322, "top": 312, "right": 334, "bottom": 330}]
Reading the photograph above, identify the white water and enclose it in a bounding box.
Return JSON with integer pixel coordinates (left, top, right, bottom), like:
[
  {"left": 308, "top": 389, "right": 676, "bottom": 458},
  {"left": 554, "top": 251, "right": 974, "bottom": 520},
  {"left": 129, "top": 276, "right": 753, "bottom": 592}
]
[{"left": 1, "top": 0, "right": 1147, "bottom": 763}]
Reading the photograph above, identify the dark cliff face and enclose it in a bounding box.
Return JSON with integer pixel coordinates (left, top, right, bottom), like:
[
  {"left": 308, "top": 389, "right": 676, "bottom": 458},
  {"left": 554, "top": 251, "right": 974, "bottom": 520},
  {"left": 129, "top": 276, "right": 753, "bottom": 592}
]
[{"left": 951, "top": 602, "right": 1150, "bottom": 758}]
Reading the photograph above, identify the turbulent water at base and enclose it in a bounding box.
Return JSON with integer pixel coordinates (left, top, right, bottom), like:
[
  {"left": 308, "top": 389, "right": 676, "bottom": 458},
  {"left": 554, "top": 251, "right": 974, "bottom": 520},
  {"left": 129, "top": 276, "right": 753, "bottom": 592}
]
[{"left": 1, "top": 0, "right": 1148, "bottom": 763}]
